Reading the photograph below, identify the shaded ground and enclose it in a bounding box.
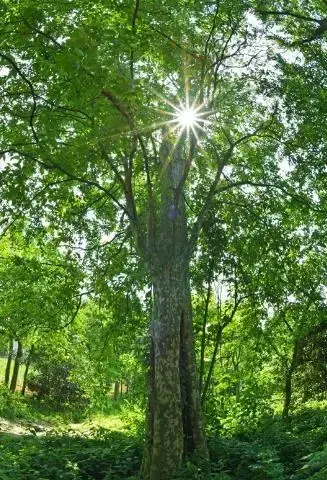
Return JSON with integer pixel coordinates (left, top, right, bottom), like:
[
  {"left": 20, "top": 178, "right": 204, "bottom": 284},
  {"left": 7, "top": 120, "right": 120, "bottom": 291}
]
[
  {"left": 0, "top": 424, "right": 142, "bottom": 480},
  {"left": 1, "top": 396, "right": 327, "bottom": 479}
]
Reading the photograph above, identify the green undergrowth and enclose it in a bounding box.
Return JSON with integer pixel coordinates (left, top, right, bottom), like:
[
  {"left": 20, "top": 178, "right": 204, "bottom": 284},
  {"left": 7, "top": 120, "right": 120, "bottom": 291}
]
[
  {"left": 0, "top": 384, "right": 83, "bottom": 426},
  {"left": 1, "top": 388, "right": 327, "bottom": 480},
  {"left": 0, "top": 429, "right": 142, "bottom": 480}
]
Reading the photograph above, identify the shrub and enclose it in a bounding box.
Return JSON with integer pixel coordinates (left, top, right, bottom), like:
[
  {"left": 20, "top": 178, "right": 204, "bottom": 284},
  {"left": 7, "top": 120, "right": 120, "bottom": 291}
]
[
  {"left": 293, "top": 444, "right": 327, "bottom": 479},
  {"left": 27, "top": 355, "right": 89, "bottom": 413}
]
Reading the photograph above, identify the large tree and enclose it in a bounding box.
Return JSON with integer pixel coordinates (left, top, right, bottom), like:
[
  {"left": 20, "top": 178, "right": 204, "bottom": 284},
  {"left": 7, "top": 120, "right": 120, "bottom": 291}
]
[{"left": 1, "top": 1, "right": 327, "bottom": 478}]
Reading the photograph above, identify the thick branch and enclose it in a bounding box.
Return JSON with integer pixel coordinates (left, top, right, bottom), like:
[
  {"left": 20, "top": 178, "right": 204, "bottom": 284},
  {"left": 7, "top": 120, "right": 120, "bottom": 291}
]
[
  {"left": 1, "top": 148, "right": 130, "bottom": 219},
  {"left": 200, "top": 1, "right": 220, "bottom": 96},
  {"left": 215, "top": 180, "right": 311, "bottom": 207},
  {"left": 102, "top": 89, "right": 134, "bottom": 127}
]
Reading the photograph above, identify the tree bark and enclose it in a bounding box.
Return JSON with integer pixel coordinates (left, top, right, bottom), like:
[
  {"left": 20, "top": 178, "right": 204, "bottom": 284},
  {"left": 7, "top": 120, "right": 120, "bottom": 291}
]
[
  {"left": 21, "top": 344, "right": 34, "bottom": 396},
  {"left": 10, "top": 339, "right": 23, "bottom": 393},
  {"left": 140, "top": 137, "right": 208, "bottom": 480},
  {"left": 141, "top": 272, "right": 208, "bottom": 480},
  {"left": 4, "top": 338, "right": 14, "bottom": 386}
]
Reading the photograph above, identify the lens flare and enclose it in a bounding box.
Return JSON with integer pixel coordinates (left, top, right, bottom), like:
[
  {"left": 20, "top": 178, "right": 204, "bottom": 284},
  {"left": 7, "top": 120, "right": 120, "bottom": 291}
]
[
  {"left": 176, "top": 108, "right": 198, "bottom": 128},
  {"left": 170, "top": 101, "right": 210, "bottom": 143}
]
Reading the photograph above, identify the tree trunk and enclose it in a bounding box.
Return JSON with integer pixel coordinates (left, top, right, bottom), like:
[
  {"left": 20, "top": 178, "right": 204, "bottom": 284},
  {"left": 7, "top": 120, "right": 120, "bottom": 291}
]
[
  {"left": 114, "top": 381, "right": 120, "bottom": 400},
  {"left": 141, "top": 272, "right": 208, "bottom": 480},
  {"left": 201, "top": 325, "right": 223, "bottom": 405},
  {"left": 201, "top": 300, "right": 239, "bottom": 405},
  {"left": 282, "top": 339, "right": 300, "bottom": 418},
  {"left": 4, "top": 338, "right": 14, "bottom": 386},
  {"left": 22, "top": 344, "right": 34, "bottom": 396},
  {"left": 199, "top": 265, "right": 214, "bottom": 396},
  {"left": 140, "top": 137, "right": 208, "bottom": 479},
  {"left": 10, "top": 339, "right": 22, "bottom": 393}
]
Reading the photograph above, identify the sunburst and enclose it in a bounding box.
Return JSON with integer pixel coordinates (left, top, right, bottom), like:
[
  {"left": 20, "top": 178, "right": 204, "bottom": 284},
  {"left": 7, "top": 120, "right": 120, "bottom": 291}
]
[
  {"left": 170, "top": 103, "right": 210, "bottom": 142},
  {"left": 106, "top": 88, "right": 212, "bottom": 145},
  {"left": 148, "top": 91, "right": 212, "bottom": 145}
]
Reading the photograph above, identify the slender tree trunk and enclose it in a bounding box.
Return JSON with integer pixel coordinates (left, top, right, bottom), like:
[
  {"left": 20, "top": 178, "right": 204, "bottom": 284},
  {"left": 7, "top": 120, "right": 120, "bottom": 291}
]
[
  {"left": 113, "top": 381, "right": 120, "bottom": 400},
  {"left": 4, "top": 338, "right": 14, "bottom": 386},
  {"left": 282, "top": 339, "right": 300, "bottom": 418},
  {"left": 22, "top": 344, "right": 34, "bottom": 396},
  {"left": 199, "top": 264, "right": 214, "bottom": 396},
  {"left": 10, "top": 339, "right": 22, "bottom": 393},
  {"left": 201, "top": 298, "right": 240, "bottom": 405},
  {"left": 140, "top": 137, "right": 208, "bottom": 479},
  {"left": 180, "top": 281, "right": 208, "bottom": 460},
  {"left": 201, "top": 325, "right": 223, "bottom": 405}
]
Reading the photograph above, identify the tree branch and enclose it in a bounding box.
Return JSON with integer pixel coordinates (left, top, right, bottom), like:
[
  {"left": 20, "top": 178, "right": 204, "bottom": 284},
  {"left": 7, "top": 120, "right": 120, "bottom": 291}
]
[
  {"left": 256, "top": 9, "right": 320, "bottom": 24},
  {"left": 0, "top": 53, "right": 39, "bottom": 143},
  {"left": 130, "top": 0, "right": 140, "bottom": 79},
  {"left": 0, "top": 178, "right": 75, "bottom": 241},
  {"left": 1, "top": 148, "right": 131, "bottom": 219}
]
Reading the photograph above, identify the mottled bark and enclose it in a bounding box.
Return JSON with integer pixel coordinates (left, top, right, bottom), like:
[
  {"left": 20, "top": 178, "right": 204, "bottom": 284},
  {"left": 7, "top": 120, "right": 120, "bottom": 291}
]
[
  {"left": 140, "top": 137, "right": 208, "bottom": 480},
  {"left": 141, "top": 273, "right": 207, "bottom": 480},
  {"left": 22, "top": 344, "right": 34, "bottom": 396},
  {"left": 145, "top": 276, "right": 184, "bottom": 480},
  {"left": 4, "top": 338, "right": 14, "bottom": 386},
  {"left": 10, "top": 339, "right": 23, "bottom": 392}
]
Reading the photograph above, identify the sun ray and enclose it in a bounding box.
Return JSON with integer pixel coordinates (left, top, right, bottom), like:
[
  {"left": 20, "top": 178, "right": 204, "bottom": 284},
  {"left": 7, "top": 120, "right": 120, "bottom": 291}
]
[
  {"left": 190, "top": 124, "right": 200, "bottom": 143},
  {"left": 106, "top": 83, "right": 215, "bottom": 146},
  {"left": 152, "top": 90, "right": 182, "bottom": 113}
]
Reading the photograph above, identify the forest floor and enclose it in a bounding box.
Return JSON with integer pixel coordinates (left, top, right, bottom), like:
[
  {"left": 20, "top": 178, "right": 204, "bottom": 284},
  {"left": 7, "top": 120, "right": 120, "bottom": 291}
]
[
  {"left": 0, "top": 414, "right": 127, "bottom": 436},
  {"left": 1, "top": 391, "right": 327, "bottom": 479}
]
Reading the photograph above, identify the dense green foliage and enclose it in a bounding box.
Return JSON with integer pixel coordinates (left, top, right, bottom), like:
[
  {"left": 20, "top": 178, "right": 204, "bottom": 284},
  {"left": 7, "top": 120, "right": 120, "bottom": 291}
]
[{"left": 2, "top": 405, "right": 327, "bottom": 479}]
